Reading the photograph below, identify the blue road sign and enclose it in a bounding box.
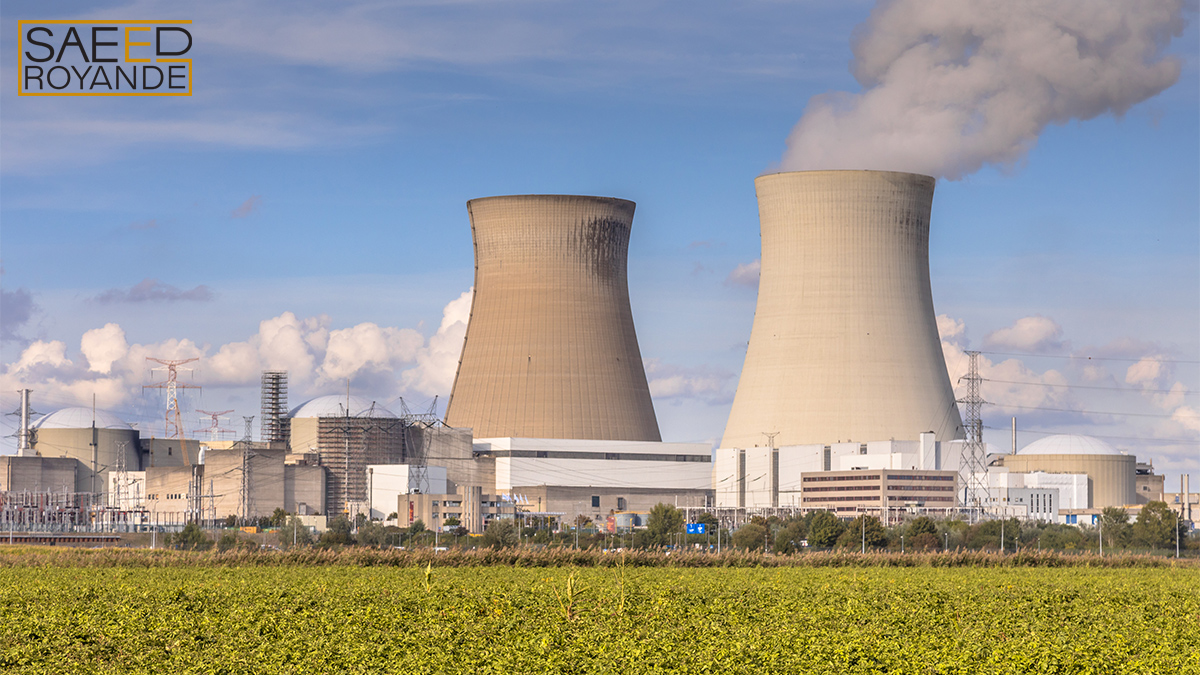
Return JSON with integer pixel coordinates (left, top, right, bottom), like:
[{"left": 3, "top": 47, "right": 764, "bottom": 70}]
[{"left": 686, "top": 523, "right": 706, "bottom": 534}]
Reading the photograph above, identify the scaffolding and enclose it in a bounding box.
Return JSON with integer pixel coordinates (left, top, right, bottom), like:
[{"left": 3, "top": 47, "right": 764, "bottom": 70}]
[
  {"left": 260, "top": 371, "right": 289, "bottom": 443},
  {"left": 317, "top": 412, "right": 405, "bottom": 517}
]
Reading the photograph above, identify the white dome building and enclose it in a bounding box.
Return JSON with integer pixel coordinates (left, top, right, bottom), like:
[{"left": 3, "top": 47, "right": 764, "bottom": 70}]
[
  {"left": 1001, "top": 434, "right": 1135, "bottom": 508},
  {"left": 31, "top": 407, "right": 141, "bottom": 494},
  {"left": 288, "top": 395, "right": 398, "bottom": 420},
  {"left": 286, "top": 394, "right": 403, "bottom": 516},
  {"left": 1018, "top": 434, "right": 1122, "bottom": 456}
]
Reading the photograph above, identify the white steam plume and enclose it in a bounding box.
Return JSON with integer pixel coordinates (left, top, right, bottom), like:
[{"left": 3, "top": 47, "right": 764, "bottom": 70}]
[{"left": 781, "top": 0, "right": 1188, "bottom": 179}]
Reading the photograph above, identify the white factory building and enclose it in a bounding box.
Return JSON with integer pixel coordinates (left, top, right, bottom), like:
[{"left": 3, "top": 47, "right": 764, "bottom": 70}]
[{"left": 714, "top": 434, "right": 953, "bottom": 508}]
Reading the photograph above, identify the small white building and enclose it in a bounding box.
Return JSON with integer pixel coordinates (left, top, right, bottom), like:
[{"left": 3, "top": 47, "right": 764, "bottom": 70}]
[{"left": 366, "top": 464, "right": 449, "bottom": 521}]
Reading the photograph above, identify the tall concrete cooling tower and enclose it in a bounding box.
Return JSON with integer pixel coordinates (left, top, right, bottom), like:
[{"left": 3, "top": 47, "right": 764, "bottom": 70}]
[
  {"left": 445, "top": 194, "right": 662, "bottom": 442},
  {"left": 721, "top": 170, "right": 963, "bottom": 449}
]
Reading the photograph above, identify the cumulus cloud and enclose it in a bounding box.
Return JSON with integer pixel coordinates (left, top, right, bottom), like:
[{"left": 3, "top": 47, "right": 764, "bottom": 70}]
[
  {"left": 983, "top": 316, "right": 1065, "bottom": 353},
  {"left": 780, "top": 0, "right": 1188, "bottom": 179},
  {"left": 645, "top": 359, "right": 737, "bottom": 405},
  {"left": 725, "top": 259, "right": 761, "bottom": 288},
  {"left": 936, "top": 314, "right": 967, "bottom": 348},
  {"left": 402, "top": 289, "right": 473, "bottom": 396},
  {"left": 93, "top": 279, "right": 215, "bottom": 304},
  {"left": 0, "top": 290, "right": 480, "bottom": 424},
  {"left": 80, "top": 324, "right": 129, "bottom": 375},
  {"left": 0, "top": 287, "right": 37, "bottom": 341},
  {"left": 939, "top": 314, "right": 1075, "bottom": 418},
  {"left": 231, "top": 195, "right": 261, "bottom": 219}
]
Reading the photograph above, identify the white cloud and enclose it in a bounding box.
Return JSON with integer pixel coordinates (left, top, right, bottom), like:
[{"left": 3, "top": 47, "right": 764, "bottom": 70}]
[
  {"left": 936, "top": 314, "right": 966, "bottom": 347},
  {"left": 645, "top": 358, "right": 736, "bottom": 405},
  {"left": 80, "top": 323, "right": 129, "bottom": 374},
  {"left": 725, "top": 259, "right": 761, "bottom": 288},
  {"left": 0, "top": 301, "right": 473, "bottom": 422},
  {"left": 983, "top": 316, "right": 1065, "bottom": 353},
  {"left": 402, "top": 289, "right": 472, "bottom": 396}
]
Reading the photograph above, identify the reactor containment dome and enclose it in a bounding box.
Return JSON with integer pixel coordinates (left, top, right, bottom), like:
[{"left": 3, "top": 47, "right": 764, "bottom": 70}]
[
  {"left": 722, "top": 170, "right": 964, "bottom": 449},
  {"left": 445, "top": 194, "right": 661, "bottom": 442}
]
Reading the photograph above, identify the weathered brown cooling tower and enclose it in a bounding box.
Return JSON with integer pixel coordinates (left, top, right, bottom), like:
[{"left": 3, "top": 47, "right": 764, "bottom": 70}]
[
  {"left": 445, "top": 195, "right": 661, "bottom": 441},
  {"left": 721, "top": 171, "right": 964, "bottom": 449}
]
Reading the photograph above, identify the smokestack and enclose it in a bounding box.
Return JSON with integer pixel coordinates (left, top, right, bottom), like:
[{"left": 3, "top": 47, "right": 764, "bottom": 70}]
[
  {"left": 1012, "top": 417, "right": 1017, "bottom": 455},
  {"left": 722, "top": 171, "right": 962, "bottom": 448},
  {"left": 16, "top": 389, "right": 33, "bottom": 457},
  {"left": 1186, "top": 474, "right": 1191, "bottom": 522},
  {"left": 446, "top": 195, "right": 661, "bottom": 441}
]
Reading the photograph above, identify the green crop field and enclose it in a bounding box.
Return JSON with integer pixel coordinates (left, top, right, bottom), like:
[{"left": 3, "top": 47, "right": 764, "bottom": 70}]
[{"left": 2, "top": 561, "right": 1197, "bottom": 674}]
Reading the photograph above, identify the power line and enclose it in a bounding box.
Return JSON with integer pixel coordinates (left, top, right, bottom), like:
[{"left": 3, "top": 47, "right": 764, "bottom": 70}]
[
  {"left": 993, "top": 403, "right": 1196, "bottom": 419},
  {"left": 981, "top": 351, "right": 1200, "bottom": 365},
  {"left": 984, "top": 425, "right": 1200, "bottom": 445},
  {"left": 985, "top": 378, "right": 1197, "bottom": 396}
]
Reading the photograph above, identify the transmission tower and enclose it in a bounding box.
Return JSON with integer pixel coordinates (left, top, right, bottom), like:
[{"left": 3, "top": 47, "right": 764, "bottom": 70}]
[
  {"left": 144, "top": 357, "right": 201, "bottom": 466},
  {"left": 240, "top": 416, "right": 255, "bottom": 524},
  {"left": 112, "top": 441, "right": 129, "bottom": 509},
  {"left": 399, "top": 397, "right": 437, "bottom": 491},
  {"left": 956, "top": 350, "right": 990, "bottom": 516},
  {"left": 195, "top": 409, "right": 235, "bottom": 441}
]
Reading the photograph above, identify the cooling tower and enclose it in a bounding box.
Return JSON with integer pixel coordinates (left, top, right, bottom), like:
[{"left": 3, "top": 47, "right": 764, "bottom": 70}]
[
  {"left": 721, "top": 171, "right": 963, "bottom": 449},
  {"left": 445, "top": 194, "right": 661, "bottom": 442}
]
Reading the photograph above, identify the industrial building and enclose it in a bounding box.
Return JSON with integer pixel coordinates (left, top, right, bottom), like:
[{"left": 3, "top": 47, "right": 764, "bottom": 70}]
[
  {"left": 721, "top": 171, "right": 964, "bottom": 449},
  {"left": 397, "top": 485, "right": 519, "bottom": 534},
  {"left": 28, "top": 408, "right": 141, "bottom": 494},
  {"left": 715, "top": 435, "right": 947, "bottom": 508},
  {"left": 799, "top": 470, "right": 958, "bottom": 520},
  {"left": 445, "top": 194, "right": 661, "bottom": 442},
  {"left": 997, "top": 435, "right": 1136, "bottom": 509},
  {"left": 287, "top": 395, "right": 406, "bottom": 518}
]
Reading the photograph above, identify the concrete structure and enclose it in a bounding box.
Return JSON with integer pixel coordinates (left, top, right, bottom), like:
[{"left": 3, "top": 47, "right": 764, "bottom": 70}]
[
  {"left": 715, "top": 435, "right": 950, "bottom": 508},
  {"left": 367, "top": 464, "right": 449, "bottom": 520},
  {"left": 108, "top": 470, "right": 146, "bottom": 510},
  {"left": 977, "top": 470, "right": 1080, "bottom": 520},
  {"left": 397, "top": 485, "right": 518, "bottom": 533},
  {"left": 722, "top": 171, "right": 963, "bottom": 449},
  {"left": 515, "top": 485, "right": 710, "bottom": 528},
  {"left": 999, "top": 435, "right": 1136, "bottom": 508},
  {"left": 409, "top": 424, "right": 494, "bottom": 495},
  {"left": 0, "top": 456, "right": 78, "bottom": 493},
  {"left": 799, "top": 469, "right": 958, "bottom": 518},
  {"left": 445, "top": 195, "right": 661, "bottom": 441},
  {"left": 288, "top": 395, "right": 404, "bottom": 517},
  {"left": 478, "top": 438, "right": 711, "bottom": 492},
  {"left": 1135, "top": 461, "right": 1165, "bottom": 504},
  {"left": 30, "top": 408, "right": 141, "bottom": 493}
]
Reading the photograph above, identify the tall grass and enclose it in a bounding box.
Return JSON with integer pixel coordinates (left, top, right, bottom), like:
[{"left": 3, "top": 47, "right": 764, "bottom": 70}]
[{"left": 0, "top": 545, "right": 1192, "bottom": 569}]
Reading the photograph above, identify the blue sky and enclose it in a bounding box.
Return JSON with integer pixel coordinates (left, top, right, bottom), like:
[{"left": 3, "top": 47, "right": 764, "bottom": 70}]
[{"left": 1, "top": 1, "right": 1197, "bottom": 486}]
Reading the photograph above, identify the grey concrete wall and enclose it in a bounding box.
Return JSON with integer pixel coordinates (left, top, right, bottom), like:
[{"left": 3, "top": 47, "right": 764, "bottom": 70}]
[
  {"left": 723, "top": 171, "right": 964, "bottom": 449},
  {"left": 285, "top": 465, "right": 326, "bottom": 515},
  {"left": 33, "top": 427, "right": 140, "bottom": 493},
  {"left": 0, "top": 456, "right": 79, "bottom": 492},
  {"left": 140, "top": 438, "right": 201, "bottom": 469},
  {"left": 446, "top": 195, "right": 661, "bottom": 441},
  {"left": 416, "top": 425, "right": 494, "bottom": 492},
  {"left": 203, "top": 447, "right": 287, "bottom": 520}
]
